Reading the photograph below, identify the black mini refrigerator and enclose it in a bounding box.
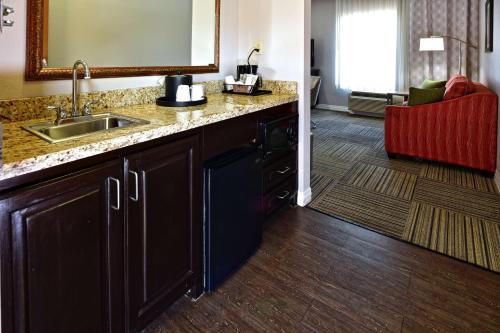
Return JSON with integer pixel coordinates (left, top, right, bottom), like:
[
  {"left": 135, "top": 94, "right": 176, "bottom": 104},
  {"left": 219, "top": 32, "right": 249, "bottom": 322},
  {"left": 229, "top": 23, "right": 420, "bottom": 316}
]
[{"left": 203, "top": 147, "right": 263, "bottom": 292}]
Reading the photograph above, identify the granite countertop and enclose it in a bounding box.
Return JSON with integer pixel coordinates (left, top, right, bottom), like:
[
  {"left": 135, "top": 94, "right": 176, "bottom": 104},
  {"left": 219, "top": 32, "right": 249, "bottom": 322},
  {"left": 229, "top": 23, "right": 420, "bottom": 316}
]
[{"left": 0, "top": 92, "right": 298, "bottom": 181}]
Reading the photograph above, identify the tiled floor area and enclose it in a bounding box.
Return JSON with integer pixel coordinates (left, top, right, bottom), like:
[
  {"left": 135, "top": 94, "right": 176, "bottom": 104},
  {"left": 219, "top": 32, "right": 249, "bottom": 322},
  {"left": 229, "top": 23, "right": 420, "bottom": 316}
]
[{"left": 310, "top": 110, "right": 500, "bottom": 272}]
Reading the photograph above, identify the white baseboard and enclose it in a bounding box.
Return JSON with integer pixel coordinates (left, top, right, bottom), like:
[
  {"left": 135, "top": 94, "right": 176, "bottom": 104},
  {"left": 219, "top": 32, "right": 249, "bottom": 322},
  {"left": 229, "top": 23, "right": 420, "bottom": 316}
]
[
  {"left": 297, "top": 187, "right": 312, "bottom": 207},
  {"left": 315, "top": 104, "right": 349, "bottom": 113},
  {"left": 495, "top": 172, "right": 500, "bottom": 192}
]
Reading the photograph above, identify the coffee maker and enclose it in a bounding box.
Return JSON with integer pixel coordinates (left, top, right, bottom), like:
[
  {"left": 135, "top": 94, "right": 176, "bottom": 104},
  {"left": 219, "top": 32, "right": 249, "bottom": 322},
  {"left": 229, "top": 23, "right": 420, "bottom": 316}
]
[
  {"left": 237, "top": 48, "right": 262, "bottom": 87},
  {"left": 164, "top": 74, "right": 193, "bottom": 102}
]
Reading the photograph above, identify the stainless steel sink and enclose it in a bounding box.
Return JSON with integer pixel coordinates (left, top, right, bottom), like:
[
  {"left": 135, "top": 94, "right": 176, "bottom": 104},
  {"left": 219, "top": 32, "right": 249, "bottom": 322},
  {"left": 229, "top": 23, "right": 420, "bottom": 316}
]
[{"left": 23, "top": 113, "right": 150, "bottom": 143}]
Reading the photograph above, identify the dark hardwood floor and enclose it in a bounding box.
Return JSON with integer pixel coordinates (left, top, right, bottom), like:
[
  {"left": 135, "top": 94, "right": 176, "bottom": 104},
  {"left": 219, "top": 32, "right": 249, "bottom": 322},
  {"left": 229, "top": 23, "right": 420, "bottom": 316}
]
[{"left": 143, "top": 207, "right": 500, "bottom": 333}]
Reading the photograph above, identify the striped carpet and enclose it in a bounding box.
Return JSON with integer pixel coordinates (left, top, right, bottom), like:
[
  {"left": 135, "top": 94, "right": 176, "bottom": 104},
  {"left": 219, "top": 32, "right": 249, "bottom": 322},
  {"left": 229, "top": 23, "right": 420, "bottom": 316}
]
[{"left": 309, "top": 110, "right": 500, "bottom": 273}]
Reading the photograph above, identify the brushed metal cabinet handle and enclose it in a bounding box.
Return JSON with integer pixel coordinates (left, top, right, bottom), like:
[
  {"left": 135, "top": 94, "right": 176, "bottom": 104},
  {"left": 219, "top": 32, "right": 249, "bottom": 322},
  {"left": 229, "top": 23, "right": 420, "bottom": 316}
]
[
  {"left": 109, "top": 177, "right": 121, "bottom": 211},
  {"left": 277, "top": 191, "right": 290, "bottom": 200},
  {"left": 276, "top": 166, "right": 291, "bottom": 175},
  {"left": 129, "top": 171, "right": 139, "bottom": 202}
]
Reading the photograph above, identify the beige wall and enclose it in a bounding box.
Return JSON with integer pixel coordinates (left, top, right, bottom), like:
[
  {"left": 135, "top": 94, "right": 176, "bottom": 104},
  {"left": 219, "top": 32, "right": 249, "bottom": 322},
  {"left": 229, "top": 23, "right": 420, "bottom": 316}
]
[
  {"left": 238, "top": 0, "right": 305, "bottom": 82},
  {"left": 0, "top": 0, "right": 238, "bottom": 100},
  {"left": 237, "top": 0, "right": 311, "bottom": 205},
  {"left": 47, "top": 0, "right": 193, "bottom": 68},
  {"left": 311, "top": 0, "right": 350, "bottom": 107},
  {"left": 479, "top": 0, "right": 500, "bottom": 185}
]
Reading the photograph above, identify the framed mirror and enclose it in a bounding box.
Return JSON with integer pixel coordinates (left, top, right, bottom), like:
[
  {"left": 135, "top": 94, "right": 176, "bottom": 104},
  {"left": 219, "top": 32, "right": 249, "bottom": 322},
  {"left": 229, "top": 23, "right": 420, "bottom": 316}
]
[{"left": 26, "top": 0, "right": 220, "bottom": 80}]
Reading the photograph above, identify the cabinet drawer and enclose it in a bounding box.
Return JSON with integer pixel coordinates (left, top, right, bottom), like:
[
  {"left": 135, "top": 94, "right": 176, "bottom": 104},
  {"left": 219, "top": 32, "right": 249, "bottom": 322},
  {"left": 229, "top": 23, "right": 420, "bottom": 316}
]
[
  {"left": 263, "top": 176, "right": 297, "bottom": 216},
  {"left": 259, "top": 101, "right": 298, "bottom": 120},
  {"left": 263, "top": 153, "right": 297, "bottom": 192},
  {"left": 203, "top": 113, "right": 258, "bottom": 160}
]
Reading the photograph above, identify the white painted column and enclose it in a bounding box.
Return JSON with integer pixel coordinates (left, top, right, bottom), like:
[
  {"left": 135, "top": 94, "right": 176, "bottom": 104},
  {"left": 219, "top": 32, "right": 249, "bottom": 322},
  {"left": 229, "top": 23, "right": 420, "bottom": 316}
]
[{"left": 297, "top": 0, "right": 312, "bottom": 207}]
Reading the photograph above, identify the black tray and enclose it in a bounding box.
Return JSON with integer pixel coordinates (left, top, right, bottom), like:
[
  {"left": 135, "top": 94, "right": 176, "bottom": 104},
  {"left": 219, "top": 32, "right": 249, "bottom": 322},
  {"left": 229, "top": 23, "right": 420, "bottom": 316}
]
[
  {"left": 222, "top": 89, "right": 272, "bottom": 96},
  {"left": 156, "top": 96, "right": 207, "bottom": 107}
]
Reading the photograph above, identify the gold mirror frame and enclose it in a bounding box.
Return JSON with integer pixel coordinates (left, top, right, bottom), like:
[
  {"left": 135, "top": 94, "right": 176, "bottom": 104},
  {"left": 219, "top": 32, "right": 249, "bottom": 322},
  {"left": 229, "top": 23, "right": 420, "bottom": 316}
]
[{"left": 25, "top": 0, "right": 220, "bottom": 80}]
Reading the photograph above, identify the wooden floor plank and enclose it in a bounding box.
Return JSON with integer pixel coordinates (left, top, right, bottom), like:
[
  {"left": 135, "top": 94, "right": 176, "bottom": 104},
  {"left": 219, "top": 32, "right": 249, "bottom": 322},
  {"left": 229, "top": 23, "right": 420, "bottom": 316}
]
[
  {"left": 142, "top": 298, "right": 199, "bottom": 333},
  {"left": 405, "top": 276, "right": 500, "bottom": 332},
  {"left": 302, "top": 301, "right": 377, "bottom": 333},
  {"left": 326, "top": 259, "right": 410, "bottom": 313},
  {"left": 304, "top": 208, "right": 500, "bottom": 289},
  {"left": 313, "top": 282, "right": 403, "bottom": 332},
  {"left": 144, "top": 207, "right": 500, "bottom": 333}
]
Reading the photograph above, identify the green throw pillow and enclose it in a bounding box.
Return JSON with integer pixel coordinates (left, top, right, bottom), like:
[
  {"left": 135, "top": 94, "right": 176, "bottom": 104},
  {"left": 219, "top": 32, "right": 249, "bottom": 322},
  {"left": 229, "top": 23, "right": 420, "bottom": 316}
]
[
  {"left": 407, "top": 87, "right": 446, "bottom": 106},
  {"left": 421, "top": 79, "right": 447, "bottom": 89}
]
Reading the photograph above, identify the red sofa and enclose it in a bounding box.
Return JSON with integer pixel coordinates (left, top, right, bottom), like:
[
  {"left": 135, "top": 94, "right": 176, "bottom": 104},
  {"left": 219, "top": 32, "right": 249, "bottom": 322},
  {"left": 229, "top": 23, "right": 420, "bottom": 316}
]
[{"left": 385, "top": 83, "right": 498, "bottom": 173}]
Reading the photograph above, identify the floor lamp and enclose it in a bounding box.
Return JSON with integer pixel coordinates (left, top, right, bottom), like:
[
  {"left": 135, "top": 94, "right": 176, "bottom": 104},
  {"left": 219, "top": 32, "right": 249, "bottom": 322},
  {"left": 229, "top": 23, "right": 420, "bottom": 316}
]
[{"left": 419, "top": 36, "right": 478, "bottom": 75}]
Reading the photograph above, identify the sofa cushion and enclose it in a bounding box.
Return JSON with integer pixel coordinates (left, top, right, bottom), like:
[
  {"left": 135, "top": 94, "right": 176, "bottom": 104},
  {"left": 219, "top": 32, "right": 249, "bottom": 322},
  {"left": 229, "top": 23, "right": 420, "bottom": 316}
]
[
  {"left": 421, "top": 79, "right": 447, "bottom": 89},
  {"left": 408, "top": 87, "right": 446, "bottom": 106},
  {"left": 444, "top": 75, "right": 472, "bottom": 100}
]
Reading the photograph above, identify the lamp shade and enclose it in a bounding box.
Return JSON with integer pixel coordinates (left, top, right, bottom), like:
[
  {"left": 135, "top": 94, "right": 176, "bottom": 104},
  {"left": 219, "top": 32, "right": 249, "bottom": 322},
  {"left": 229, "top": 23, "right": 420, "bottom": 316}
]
[{"left": 419, "top": 37, "right": 445, "bottom": 51}]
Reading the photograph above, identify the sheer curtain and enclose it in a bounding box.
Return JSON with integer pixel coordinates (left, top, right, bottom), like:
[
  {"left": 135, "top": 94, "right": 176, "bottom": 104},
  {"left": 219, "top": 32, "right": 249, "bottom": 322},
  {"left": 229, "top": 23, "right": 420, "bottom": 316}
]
[{"left": 335, "top": 0, "right": 408, "bottom": 92}]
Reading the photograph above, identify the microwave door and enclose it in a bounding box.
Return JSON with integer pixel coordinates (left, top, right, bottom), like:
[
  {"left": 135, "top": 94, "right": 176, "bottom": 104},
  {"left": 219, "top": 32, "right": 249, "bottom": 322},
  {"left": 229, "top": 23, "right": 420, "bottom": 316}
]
[
  {"left": 261, "top": 114, "right": 299, "bottom": 160},
  {"left": 269, "top": 126, "right": 290, "bottom": 150}
]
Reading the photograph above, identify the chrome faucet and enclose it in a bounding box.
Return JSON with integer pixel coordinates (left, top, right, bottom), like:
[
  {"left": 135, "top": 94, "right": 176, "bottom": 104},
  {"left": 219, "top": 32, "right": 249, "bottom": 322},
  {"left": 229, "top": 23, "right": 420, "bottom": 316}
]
[{"left": 72, "top": 60, "right": 91, "bottom": 117}]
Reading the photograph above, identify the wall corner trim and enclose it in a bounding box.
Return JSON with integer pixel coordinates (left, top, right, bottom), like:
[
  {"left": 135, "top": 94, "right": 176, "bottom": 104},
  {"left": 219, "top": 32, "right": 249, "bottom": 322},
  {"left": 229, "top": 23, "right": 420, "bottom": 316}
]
[{"left": 297, "top": 187, "right": 312, "bottom": 207}]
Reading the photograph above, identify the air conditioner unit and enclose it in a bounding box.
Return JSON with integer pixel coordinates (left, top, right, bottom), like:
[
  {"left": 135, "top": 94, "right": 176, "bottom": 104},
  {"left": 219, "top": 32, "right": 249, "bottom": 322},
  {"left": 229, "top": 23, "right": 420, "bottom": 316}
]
[{"left": 348, "top": 91, "right": 404, "bottom": 118}]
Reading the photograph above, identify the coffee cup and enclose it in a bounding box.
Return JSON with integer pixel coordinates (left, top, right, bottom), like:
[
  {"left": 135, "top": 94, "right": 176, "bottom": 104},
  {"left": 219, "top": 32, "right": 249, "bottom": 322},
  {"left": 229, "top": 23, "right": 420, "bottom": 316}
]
[
  {"left": 176, "top": 85, "right": 191, "bottom": 102},
  {"left": 191, "top": 85, "right": 205, "bottom": 101}
]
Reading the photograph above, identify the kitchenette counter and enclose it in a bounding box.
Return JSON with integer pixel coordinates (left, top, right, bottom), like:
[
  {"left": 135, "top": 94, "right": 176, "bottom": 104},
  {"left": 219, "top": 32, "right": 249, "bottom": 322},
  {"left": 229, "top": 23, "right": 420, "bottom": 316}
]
[
  {"left": 0, "top": 92, "right": 298, "bottom": 182},
  {"left": 0, "top": 84, "right": 300, "bottom": 333}
]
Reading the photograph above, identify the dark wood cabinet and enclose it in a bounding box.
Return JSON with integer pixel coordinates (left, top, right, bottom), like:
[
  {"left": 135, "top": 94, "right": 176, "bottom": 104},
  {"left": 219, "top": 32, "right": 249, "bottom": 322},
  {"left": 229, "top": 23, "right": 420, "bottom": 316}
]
[
  {"left": 124, "top": 135, "right": 202, "bottom": 332},
  {"left": 0, "top": 161, "right": 125, "bottom": 333},
  {"left": 0, "top": 102, "right": 297, "bottom": 333}
]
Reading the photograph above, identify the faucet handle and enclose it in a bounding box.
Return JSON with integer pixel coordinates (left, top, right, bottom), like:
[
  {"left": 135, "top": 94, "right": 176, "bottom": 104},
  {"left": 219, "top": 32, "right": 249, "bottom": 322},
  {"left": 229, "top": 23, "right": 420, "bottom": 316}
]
[
  {"left": 82, "top": 100, "right": 98, "bottom": 116},
  {"left": 46, "top": 105, "right": 67, "bottom": 125}
]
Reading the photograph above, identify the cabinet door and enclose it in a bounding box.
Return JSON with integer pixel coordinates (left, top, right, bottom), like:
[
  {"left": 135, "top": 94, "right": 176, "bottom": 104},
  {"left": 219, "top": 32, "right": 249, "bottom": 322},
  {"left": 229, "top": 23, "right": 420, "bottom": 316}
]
[
  {"left": 0, "top": 161, "right": 125, "bottom": 333},
  {"left": 125, "top": 135, "right": 202, "bottom": 332}
]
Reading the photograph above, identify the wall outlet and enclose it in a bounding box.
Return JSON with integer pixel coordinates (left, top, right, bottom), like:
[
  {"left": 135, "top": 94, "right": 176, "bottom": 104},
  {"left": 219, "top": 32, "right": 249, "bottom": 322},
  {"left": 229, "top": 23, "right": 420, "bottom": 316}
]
[{"left": 254, "top": 42, "right": 264, "bottom": 55}]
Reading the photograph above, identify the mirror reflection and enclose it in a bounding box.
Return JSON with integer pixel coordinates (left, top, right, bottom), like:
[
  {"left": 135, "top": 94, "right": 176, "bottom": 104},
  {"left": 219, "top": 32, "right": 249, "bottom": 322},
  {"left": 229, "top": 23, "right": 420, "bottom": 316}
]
[{"left": 44, "top": 0, "right": 216, "bottom": 68}]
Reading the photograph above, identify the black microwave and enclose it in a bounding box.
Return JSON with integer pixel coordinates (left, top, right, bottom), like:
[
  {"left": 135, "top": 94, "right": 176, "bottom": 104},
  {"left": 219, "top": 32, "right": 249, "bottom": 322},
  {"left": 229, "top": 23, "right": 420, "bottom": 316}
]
[{"left": 259, "top": 114, "right": 298, "bottom": 161}]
